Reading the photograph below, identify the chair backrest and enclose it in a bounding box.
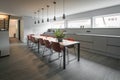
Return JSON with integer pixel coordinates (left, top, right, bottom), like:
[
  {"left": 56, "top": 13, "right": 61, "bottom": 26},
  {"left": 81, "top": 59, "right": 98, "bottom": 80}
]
[
  {"left": 51, "top": 42, "right": 61, "bottom": 53},
  {"left": 39, "top": 38, "right": 45, "bottom": 45},
  {"left": 27, "top": 34, "right": 34, "bottom": 40},
  {"left": 31, "top": 36, "right": 37, "bottom": 43},
  {"left": 44, "top": 40, "right": 51, "bottom": 49},
  {"left": 27, "top": 35, "right": 30, "bottom": 40}
]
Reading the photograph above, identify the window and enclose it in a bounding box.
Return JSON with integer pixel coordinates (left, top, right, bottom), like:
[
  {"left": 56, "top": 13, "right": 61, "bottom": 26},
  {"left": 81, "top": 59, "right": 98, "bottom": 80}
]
[
  {"left": 51, "top": 21, "right": 64, "bottom": 29},
  {"left": 68, "top": 19, "right": 91, "bottom": 28},
  {"left": 93, "top": 14, "right": 120, "bottom": 28}
]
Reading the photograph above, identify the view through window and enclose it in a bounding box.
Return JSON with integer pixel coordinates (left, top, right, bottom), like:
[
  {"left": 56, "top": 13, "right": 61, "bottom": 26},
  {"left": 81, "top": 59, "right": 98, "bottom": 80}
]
[
  {"left": 51, "top": 21, "right": 64, "bottom": 29},
  {"left": 93, "top": 14, "right": 120, "bottom": 28},
  {"left": 68, "top": 19, "right": 91, "bottom": 28}
]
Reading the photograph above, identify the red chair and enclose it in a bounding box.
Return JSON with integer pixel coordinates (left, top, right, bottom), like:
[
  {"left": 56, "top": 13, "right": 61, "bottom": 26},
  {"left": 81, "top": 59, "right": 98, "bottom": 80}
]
[
  {"left": 43, "top": 40, "right": 52, "bottom": 57},
  {"left": 39, "top": 38, "right": 45, "bottom": 55},
  {"left": 49, "top": 42, "right": 64, "bottom": 66},
  {"left": 44, "top": 40, "right": 51, "bottom": 49},
  {"left": 31, "top": 36, "right": 38, "bottom": 50},
  {"left": 27, "top": 34, "right": 34, "bottom": 47}
]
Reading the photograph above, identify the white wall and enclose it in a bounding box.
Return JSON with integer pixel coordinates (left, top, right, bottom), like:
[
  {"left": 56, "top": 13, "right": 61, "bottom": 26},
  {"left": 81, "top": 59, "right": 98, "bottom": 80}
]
[
  {"left": 67, "top": 5, "right": 120, "bottom": 20},
  {"left": 21, "top": 5, "right": 120, "bottom": 43},
  {"left": 21, "top": 16, "right": 52, "bottom": 43}
]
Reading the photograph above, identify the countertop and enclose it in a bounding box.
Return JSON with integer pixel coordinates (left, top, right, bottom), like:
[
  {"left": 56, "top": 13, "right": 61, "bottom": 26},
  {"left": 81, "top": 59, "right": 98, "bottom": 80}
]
[
  {"left": 65, "top": 32, "right": 120, "bottom": 38},
  {"left": 44, "top": 32, "right": 120, "bottom": 38}
]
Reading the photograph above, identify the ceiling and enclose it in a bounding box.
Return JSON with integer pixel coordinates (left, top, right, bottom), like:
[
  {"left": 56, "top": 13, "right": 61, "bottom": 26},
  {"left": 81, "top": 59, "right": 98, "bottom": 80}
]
[{"left": 0, "top": 0, "right": 120, "bottom": 18}]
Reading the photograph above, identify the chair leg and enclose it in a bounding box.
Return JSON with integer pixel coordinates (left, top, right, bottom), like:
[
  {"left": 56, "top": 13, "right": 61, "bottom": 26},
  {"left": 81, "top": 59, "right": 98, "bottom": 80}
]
[
  {"left": 48, "top": 49, "right": 53, "bottom": 62},
  {"left": 48, "top": 51, "right": 61, "bottom": 63},
  {"left": 74, "top": 47, "right": 77, "bottom": 58},
  {"left": 42, "top": 46, "right": 46, "bottom": 57}
]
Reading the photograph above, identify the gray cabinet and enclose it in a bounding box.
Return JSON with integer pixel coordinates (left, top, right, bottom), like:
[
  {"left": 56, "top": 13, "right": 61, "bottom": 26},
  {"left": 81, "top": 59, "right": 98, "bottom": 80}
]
[
  {"left": 107, "top": 37, "right": 120, "bottom": 57},
  {"left": 78, "top": 35, "right": 93, "bottom": 42},
  {"left": 77, "top": 35, "right": 93, "bottom": 49},
  {"left": 65, "top": 33, "right": 120, "bottom": 59},
  {"left": 93, "top": 36, "right": 107, "bottom": 52},
  {"left": 65, "top": 34, "right": 78, "bottom": 40}
]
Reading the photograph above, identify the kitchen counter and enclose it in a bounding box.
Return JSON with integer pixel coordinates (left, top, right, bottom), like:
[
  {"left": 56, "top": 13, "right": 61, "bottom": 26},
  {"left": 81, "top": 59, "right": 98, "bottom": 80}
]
[{"left": 66, "top": 33, "right": 120, "bottom": 38}]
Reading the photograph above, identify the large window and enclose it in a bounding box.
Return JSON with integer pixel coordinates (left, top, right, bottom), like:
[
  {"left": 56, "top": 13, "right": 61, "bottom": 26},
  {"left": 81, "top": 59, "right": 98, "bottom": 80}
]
[
  {"left": 68, "top": 19, "right": 91, "bottom": 28},
  {"left": 93, "top": 14, "right": 120, "bottom": 28},
  {"left": 51, "top": 21, "right": 64, "bottom": 29}
]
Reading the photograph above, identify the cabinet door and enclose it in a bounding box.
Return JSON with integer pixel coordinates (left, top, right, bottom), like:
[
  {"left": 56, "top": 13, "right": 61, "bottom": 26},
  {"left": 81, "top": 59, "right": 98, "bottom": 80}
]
[
  {"left": 80, "top": 41, "right": 93, "bottom": 49},
  {"left": 93, "top": 36, "right": 107, "bottom": 52},
  {"left": 77, "top": 35, "right": 93, "bottom": 49},
  {"left": 107, "top": 46, "right": 120, "bottom": 56},
  {"left": 78, "top": 35, "right": 93, "bottom": 42},
  {"left": 107, "top": 37, "right": 120, "bottom": 56},
  {"left": 107, "top": 37, "right": 120, "bottom": 47}
]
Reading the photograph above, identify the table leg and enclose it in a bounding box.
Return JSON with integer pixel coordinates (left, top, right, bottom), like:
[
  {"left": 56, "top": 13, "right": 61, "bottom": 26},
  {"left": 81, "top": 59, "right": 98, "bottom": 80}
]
[
  {"left": 38, "top": 39, "right": 39, "bottom": 53},
  {"left": 78, "top": 43, "right": 80, "bottom": 61},
  {"left": 63, "top": 47, "right": 66, "bottom": 69},
  {"left": 27, "top": 39, "right": 29, "bottom": 46}
]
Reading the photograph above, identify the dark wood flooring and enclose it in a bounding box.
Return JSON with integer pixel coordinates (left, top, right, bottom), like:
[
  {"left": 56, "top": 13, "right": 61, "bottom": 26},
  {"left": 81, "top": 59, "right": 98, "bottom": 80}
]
[{"left": 0, "top": 38, "right": 120, "bottom": 80}]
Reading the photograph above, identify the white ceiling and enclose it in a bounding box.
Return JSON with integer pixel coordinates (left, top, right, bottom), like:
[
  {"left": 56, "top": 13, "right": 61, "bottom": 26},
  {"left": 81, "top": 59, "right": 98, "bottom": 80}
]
[{"left": 0, "top": 0, "right": 120, "bottom": 18}]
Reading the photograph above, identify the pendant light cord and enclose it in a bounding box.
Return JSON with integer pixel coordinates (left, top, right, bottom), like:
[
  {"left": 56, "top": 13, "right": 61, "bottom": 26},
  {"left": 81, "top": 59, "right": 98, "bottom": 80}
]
[{"left": 53, "top": 1, "right": 56, "bottom": 21}]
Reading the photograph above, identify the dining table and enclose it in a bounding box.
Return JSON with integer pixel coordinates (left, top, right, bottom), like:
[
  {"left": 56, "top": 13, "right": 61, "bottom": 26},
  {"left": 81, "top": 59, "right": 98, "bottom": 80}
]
[{"left": 32, "top": 35, "right": 80, "bottom": 69}]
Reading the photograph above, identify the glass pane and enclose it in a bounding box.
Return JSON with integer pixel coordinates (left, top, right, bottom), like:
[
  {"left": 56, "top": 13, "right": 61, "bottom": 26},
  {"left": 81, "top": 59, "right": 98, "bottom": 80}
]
[
  {"left": 94, "top": 14, "right": 120, "bottom": 28},
  {"left": 104, "top": 16, "right": 120, "bottom": 28},
  {"left": 51, "top": 21, "right": 64, "bottom": 29},
  {"left": 94, "top": 17, "right": 105, "bottom": 28},
  {"left": 68, "top": 19, "right": 91, "bottom": 28}
]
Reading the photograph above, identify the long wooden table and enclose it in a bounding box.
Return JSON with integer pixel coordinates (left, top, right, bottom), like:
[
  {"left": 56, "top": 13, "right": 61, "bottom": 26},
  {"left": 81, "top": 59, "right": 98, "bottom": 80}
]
[{"left": 32, "top": 35, "right": 80, "bottom": 69}]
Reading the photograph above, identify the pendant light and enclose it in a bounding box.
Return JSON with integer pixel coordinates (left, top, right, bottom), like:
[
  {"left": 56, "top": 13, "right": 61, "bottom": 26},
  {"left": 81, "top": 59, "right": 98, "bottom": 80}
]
[
  {"left": 62, "top": 0, "right": 66, "bottom": 19},
  {"left": 53, "top": 1, "right": 56, "bottom": 21},
  {"left": 34, "top": 12, "right": 36, "bottom": 24},
  {"left": 42, "top": 8, "right": 44, "bottom": 23},
  {"left": 47, "top": 5, "right": 50, "bottom": 22},
  {"left": 37, "top": 10, "right": 40, "bottom": 23}
]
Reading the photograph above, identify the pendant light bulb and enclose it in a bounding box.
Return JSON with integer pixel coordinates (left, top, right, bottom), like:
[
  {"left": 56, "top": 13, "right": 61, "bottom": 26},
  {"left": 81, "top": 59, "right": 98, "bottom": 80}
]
[
  {"left": 34, "top": 12, "right": 37, "bottom": 24},
  {"left": 37, "top": 10, "right": 40, "bottom": 23},
  {"left": 47, "top": 5, "right": 50, "bottom": 22},
  {"left": 62, "top": 0, "right": 66, "bottom": 19},
  {"left": 53, "top": 1, "right": 56, "bottom": 21},
  {"left": 42, "top": 8, "right": 44, "bottom": 23}
]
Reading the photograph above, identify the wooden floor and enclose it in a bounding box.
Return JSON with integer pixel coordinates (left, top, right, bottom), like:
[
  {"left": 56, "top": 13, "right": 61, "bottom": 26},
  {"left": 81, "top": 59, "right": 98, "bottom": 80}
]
[{"left": 0, "top": 38, "right": 120, "bottom": 80}]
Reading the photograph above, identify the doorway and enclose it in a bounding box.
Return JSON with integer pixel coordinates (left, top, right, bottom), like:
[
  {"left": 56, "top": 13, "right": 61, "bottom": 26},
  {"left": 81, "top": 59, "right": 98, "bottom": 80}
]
[{"left": 9, "top": 19, "right": 19, "bottom": 39}]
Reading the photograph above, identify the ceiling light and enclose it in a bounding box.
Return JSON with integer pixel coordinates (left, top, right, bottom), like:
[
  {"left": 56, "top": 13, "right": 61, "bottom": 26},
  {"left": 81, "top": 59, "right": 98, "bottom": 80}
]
[
  {"left": 47, "top": 5, "right": 50, "bottom": 22},
  {"left": 34, "top": 12, "right": 36, "bottom": 24},
  {"left": 53, "top": 1, "right": 56, "bottom": 21},
  {"left": 37, "top": 10, "right": 40, "bottom": 24},
  {"left": 62, "top": 0, "right": 66, "bottom": 19},
  {"left": 42, "top": 8, "right": 44, "bottom": 23}
]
